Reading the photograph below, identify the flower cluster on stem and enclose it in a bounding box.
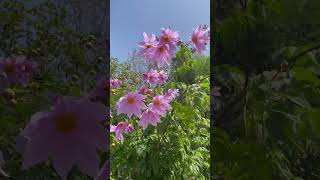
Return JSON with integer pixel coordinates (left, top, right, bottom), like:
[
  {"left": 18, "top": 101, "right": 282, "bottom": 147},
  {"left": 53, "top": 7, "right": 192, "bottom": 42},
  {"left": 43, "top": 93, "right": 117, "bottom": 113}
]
[{"left": 111, "top": 25, "right": 209, "bottom": 143}]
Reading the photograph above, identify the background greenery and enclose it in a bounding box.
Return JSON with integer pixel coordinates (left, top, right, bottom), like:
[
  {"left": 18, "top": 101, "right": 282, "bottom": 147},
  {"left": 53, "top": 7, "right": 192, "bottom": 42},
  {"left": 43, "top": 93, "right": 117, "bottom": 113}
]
[
  {"left": 212, "top": 0, "right": 320, "bottom": 179},
  {"left": 0, "top": 0, "right": 107, "bottom": 179}
]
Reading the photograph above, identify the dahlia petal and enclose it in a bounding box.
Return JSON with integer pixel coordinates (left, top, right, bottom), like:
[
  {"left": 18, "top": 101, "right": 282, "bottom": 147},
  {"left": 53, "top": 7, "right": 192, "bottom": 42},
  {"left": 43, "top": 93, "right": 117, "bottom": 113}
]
[
  {"left": 79, "top": 125, "right": 108, "bottom": 151},
  {"left": 110, "top": 125, "right": 116, "bottom": 132},
  {"left": 22, "top": 113, "right": 55, "bottom": 168},
  {"left": 138, "top": 118, "right": 148, "bottom": 129},
  {"left": 96, "top": 160, "right": 109, "bottom": 180},
  {"left": 133, "top": 108, "right": 142, "bottom": 118},
  {"left": 76, "top": 146, "right": 99, "bottom": 177},
  {"left": 21, "top": 111, "right": 49, "bottom": 137},
  {"left": 22, "top": 136, "right": 52, "bottom": 169},
  {"left": 75, "top": 99, "right": 107, "bottom": 125},
  {"left": 149, "top": 118, "right": 159, "bottom": 126},
  {"left": 142, "top": 32, "right": 148, "bottom": 41},
  {"left": 117, "top": 132, "right": 124, "bottom": 144},
  {"left": 51, "top": 143, "right": 77, "bottom": 179}
]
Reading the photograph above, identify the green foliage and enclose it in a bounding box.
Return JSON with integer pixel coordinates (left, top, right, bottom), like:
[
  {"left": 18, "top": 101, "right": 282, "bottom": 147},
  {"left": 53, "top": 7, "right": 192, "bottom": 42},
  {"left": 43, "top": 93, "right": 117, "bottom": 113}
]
[
  {"left": 172, "top": 47, "right": 210, "bottom": 85},
  {"left": 213, "top": 0, "right": 320, "bottom": 179},
  {"left": 0, "top": 0, "right": 107, "bottom": 178},
  {"left": 111, "top": 57, "right": 142, "bottom": 88}
]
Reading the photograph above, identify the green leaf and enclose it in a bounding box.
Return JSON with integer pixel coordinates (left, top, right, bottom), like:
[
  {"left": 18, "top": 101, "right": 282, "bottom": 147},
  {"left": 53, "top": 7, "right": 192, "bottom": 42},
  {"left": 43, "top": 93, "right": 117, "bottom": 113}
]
[
  {"left": 304, "top": 110, "right": 320, "bottom": 138},
  {"left": 293, "top": 67, "right": 320, "bottom": 85},
  {"left": 285, "top": 95, "right": 311, "bottom": 109}
]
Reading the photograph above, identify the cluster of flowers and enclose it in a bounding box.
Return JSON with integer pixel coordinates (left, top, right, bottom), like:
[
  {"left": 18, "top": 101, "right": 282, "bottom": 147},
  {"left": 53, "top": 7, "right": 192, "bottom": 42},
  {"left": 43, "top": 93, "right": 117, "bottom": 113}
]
[
  {"left": 0, "top": 56, "right": 38, "bottom": 88},
  {"left": 110, "top": 25, "right": 210, "bottom": 144},
  {"left": 110, "top": 73, "right": 179, "bottom": 143},
  {"left": 138, "top": 25, "right": 209, "bottom": 67},
  {"left": 143, "top": 69, "right": 168, "bottom": 85}
]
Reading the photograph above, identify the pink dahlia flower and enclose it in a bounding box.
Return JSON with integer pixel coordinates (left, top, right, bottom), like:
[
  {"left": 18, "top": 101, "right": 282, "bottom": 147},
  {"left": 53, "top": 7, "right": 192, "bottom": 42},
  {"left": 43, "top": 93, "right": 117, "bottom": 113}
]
[
  {"left": 18, "top": 97, "right": 108, "bottom": 179},
  {"left": 151, "top": 43, "right": 175, "bottom": 67},
  {"left": 110, "top": 79, "right": 122, "bottom": 89},
  {"left": 149, "top": 95, "right": 172, "bottom": 116},
  {"left": 159, "top": 28, "right": 180, "bottom": 50},
  {"left": 143, "top": 70, "right": 168, "bottom": 85},
  {"left": 138, "top": 85, "right": 155, "bottom": 96},
  {"left": 137, "top": 32, "right": 157, "bottom": 60},
  {"left": 126, "top": 123, "right": 135, "bottom": 133},
  {"left": 157, "top": 70, "right": 168, "bottom": 85},
  {"left": 0, "top": 56, "right": 37, "bottom": 87},
  {"left": 164, "top": 89, "right": 180, "bottom": 101},
  {"left": 143, "top": 69, "right": 159, "bottom": 85},
  {"left": 110, "top": 122, "right": 134, "bottom": 144},
  {"left": 190, "top": 25, "right": 210, "bottom": 54},
  {"left": 116, "top": 92, "right": 147, "bottom": 119},
  {"left": 139, "top": 109, "right": 161, "bottom": 130}
]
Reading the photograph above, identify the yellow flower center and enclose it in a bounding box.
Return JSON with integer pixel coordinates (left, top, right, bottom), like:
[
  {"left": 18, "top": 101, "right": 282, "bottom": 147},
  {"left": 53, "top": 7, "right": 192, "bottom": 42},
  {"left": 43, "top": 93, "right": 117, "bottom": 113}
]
[
  {"left": 154, "top": 99, "right": 161, "bottom": 106},
  {"left": 192, "top": 36, "right": 198, "bottom": 44},
  {"left": 163, "top": 36, "right": 170, "bottom": 44},
  {"left": 55, "top": 112, "right": 78, "bottom": 134},
  {"left": 146, "top": 44, "right": 152, "bottom": 49},
  {"left": 4, "top": 64, "right": 15, "bottom": 74},
  {"left": 159, "top": 47, "right": 165, "bottom": 53},
  {"left": 127, "top": 97, "right": 135, "bottom": 104}
]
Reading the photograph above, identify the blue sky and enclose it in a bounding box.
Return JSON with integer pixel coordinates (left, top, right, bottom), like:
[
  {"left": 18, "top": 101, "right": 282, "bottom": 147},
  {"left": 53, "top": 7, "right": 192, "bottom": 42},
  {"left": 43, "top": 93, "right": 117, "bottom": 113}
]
[{"left": 111, "top": 0, "right": 210, "bottom": 61}]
